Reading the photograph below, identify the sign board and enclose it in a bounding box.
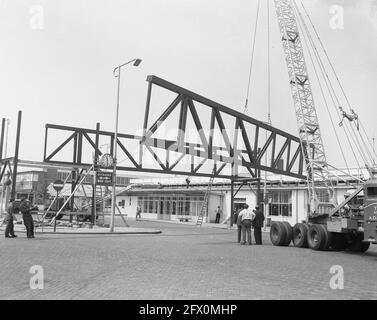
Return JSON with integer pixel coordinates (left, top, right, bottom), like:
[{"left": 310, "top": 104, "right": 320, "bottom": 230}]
[
  {"left": 52, "top": 180, "right": 64, "bottom": 192},
  {"left": 96, "top": 171, "right": 113, "bottom": 185}
]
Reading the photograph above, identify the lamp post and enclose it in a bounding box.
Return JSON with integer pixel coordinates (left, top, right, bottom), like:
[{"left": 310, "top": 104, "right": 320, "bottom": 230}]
[{"left": 110, "top": 58, "right": 142, "bottom": 232}]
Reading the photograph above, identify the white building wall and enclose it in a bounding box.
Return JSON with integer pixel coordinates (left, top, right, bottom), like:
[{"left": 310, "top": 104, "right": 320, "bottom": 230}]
[
  {"left": 117, "top": 195, "right": 159, "bottom": 220},
  {"left": 115, "top": 185, "right": 360, "bottom": 223}
]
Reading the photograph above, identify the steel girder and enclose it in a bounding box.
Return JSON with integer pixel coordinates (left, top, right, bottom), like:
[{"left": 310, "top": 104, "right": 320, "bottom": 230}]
[{"left": 43, "top": 75, "right": 306, "bottom": 181}]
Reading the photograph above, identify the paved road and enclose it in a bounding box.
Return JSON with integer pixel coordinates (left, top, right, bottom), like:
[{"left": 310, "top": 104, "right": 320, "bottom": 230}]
[{"left": 0, "top": 218, "right": 376, "bottom": 300}]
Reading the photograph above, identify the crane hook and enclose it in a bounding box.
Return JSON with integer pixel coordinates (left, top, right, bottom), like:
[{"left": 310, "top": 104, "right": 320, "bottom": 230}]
[{"left": 338, "top": 106, "right": 359, "bottom": 130}]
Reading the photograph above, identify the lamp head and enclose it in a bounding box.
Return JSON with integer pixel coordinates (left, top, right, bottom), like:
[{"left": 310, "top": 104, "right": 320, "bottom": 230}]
[{"left": 133, "top": 59, "right": 142, "bottom": 66}]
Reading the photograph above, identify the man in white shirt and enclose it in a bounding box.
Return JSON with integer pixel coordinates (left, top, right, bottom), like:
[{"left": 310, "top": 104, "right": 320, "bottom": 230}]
[{"left": 238, "top": 204, "right": 255, "bottom": 245}]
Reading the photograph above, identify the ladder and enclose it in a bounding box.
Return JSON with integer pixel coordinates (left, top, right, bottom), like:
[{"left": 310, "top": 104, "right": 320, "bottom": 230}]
[{"left": 196, "top": 169, "right": 216, "bottom": 226}]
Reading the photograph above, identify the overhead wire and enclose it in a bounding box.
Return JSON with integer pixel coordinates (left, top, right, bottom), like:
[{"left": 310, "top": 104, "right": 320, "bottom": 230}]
[
  {"left": 244, "top": 0, "right": 261, "bottom": 114},
  {"left": 291, "top": 2, "right": 350, "bottom": 174},
  {"left": 300, "top": 0, "right": 375, "bottom": 168},
  {"left": 267, "top": 0, "right": 271, "bottom": 124},
  {"left": 294, "top": 1, "right": 367, "bottom": 169}
]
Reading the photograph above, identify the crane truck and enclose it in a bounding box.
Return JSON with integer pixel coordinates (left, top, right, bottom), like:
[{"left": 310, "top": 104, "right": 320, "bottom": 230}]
[{"left": 269, "top": 0, "right": 377, "bottom": 252}]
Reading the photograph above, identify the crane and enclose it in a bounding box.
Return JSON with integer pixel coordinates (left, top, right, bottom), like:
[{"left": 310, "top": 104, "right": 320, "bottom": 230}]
[
  {"left": 268, "top": 0, "right": 377, "bottom": 252},
  {"left": 274, "top": 0, "right": 336, "bottom": 218}
]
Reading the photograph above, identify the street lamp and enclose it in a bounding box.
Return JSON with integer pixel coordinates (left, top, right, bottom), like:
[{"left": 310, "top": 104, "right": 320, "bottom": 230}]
[{"left": 110, "top": 58, "right": 142, "bottom": 232}]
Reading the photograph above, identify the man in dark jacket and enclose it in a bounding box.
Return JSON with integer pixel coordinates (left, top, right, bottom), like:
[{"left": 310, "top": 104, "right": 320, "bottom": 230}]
[
  {"left": 252, "top": 205, "right": 265, "bottom": 245},
  {"left": 20, "top": 197, "right": 34, "bottom": 238},
  {"left": 4, "top": 199, "right": 17, "bottom": 238},
  {"left": 215, "top": 206, "right": 222, "bottom": 224},
  {"left": 235, "top": 208, "right": 243, "bottom": 243}
]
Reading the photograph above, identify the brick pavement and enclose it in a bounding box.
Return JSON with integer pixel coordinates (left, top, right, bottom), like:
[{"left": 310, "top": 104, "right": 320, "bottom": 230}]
[{"left": 0, "top": 218, "right": 376, "bottom": 300}]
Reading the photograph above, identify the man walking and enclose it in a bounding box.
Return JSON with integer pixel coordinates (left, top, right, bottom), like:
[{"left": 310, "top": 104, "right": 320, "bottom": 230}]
[
  {"left": 4, "top": 199, "right": 17, "bottom": 238},
  {"left": 215, "top": 206, "right": 222, "bottom": 224},
  {"left": 238, "top": 204, "right": 255, "bottom": 245},
  {"left": 20, "top": 197, "right": 34, "bottom": 238},
  {"left": 252, "top": 205, "right": 265, "bottom": 245}
]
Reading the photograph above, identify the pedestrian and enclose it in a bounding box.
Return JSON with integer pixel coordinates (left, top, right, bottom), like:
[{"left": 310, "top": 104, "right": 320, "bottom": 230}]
[
  {"left": 235, "top": 208, "right": 243, "bottom": 243},
  {"left": 238, "top": 204, "right": 255, "bottom": 245},
  {"left": 252, "top": 205, "right": 265, "bottom": 245},
  {"left": 4, "top": 199, "right": 17, "bottom": 238},
  {"left": 215, "top": 206, "right": 222, "bottom": 224},
  {"left": 136, "top": 205, "right": 141, "bottom": 221},
  {"left": 19, "top": 197, "right": 34, "bottom": 238}
]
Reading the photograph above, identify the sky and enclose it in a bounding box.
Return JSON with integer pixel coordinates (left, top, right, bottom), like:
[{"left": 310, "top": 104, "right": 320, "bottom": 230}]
[{"left": 1, "top": 0, "right": 377, "bottom": 173}]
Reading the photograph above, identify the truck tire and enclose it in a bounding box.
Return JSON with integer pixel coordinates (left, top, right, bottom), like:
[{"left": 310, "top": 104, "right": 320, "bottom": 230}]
[
  {"left": 307, "top": 224, "right": 326, "bottom": 251},
  {"left": 292, "top": 223, "right": 308, "bottom": 248},
  {"left": 347, "top": 235, "right": 370, "bottom": 253},
  {"left": 281, "top": 221, "right": 293, "bottom": 246},
  {"left": 317, "top": 224, "right": 332, "bottom": 251},
  {"left": 270, "top": 222, "right": 287, "bottom": 246}
]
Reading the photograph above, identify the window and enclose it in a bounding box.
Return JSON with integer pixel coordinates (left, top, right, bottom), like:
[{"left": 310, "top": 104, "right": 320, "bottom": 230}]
[
  {"left": 116, "top": 176, "right": 129, "bottom": 186},
  {"left": 137, "top": 194, "right": 206, "bottom": 216},
  {"left": 367, "top": 187, "right": 377, "bottom": 198},
  {"left": 57, "top": 171, "right": 70, "bottom": 181},
  {"left": 315, "top": 189, "right": 330, "bottom": 202},
  {"left": 269, "top": 191, "right": 292, "bottom": 217}
]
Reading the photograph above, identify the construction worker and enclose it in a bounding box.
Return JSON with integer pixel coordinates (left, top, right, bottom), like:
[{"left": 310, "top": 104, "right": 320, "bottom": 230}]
[
  {"left": 136, "top": 205, "right": 141, "bottom": 221},
  {"left": 238, "top": 204, "right": 255, "bottom": 245},
  {"left": 215, "top": 206, "right": 222, "bottom": 224},
  {"left": 19, "top": 197, "right": 34, "bottom": 238},
  {"left": 235, "top": 207, "right": 243, "bottom": 243},
  {"left": 4, "top": 199, "right": 17, "bottom": 238},
  {"left": 252, "top": 205, "right": 265, "bottom": 245}
]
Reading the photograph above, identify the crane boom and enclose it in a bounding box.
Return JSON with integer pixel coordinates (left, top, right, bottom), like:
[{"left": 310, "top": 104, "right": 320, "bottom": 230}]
[{"left": 273, "top": 0, "right": 335, "bottom": 217}]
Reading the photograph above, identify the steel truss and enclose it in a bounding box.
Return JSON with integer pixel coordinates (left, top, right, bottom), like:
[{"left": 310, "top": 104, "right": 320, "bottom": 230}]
[{"left": 43, "top": 75, "right": 306, "bottom": 181}]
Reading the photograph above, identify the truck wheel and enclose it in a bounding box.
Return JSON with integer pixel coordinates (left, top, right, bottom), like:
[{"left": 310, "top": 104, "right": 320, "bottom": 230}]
[
  {"left": 307, "top": 224, "right": 326, "bottom": 251},
  {"left": 292, "top": 223, "right": 308, "bottom": 248},
  {"left": 270, "top": 222, "right": 287, "bottom": 246},
  {"left": 281, "top": 221, "right": 293, "bottom": 246},
  {"left": 347, "top": 235, "right": 370, "bottom": 253},
  {"left": 318, "top": 224, "right": 332, "bottom": 251}
]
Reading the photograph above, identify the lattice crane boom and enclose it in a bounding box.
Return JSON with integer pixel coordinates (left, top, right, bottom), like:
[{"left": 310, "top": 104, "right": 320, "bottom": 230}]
[{"left": 273, "top": 0, "right": 336, "bottom": 217}]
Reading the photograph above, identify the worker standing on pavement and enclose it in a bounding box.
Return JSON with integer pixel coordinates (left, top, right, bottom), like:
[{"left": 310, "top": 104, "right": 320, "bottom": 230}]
[
  {"left": 238, "top": 204, "right": 255, "bottom": 245},
  {"left": 19, "top": 197, "right": 34, "bottom": 238},
  {"left": 252, "top": 205, "right": 265, "bottom": 245},
  {"left": 235, "top": 207, "right": 243, "bottom": 243},
  {"left": 4, "top": 199, "right": 17, "bottom": 238},
  {"left": 136, "top": 205, "right": 141, "bottom": 221},
  {"left": 215, "top": 206, "right": 222, "bottom": 223}
]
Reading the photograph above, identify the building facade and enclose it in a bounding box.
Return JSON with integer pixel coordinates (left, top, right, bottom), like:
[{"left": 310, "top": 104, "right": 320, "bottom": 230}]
[{"left": 115, "top": 173, "right": 364, "bottom": 226}]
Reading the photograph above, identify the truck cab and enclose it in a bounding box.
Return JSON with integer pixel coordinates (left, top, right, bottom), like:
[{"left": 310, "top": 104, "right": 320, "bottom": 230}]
[{"left": 363, "top": 179, "right": 377, "bottom": 243}]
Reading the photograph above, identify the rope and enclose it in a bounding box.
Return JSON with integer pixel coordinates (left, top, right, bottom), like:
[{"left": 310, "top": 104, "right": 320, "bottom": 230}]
[
  {"left": 267, "top": 0, "right": 271, "bottom": 124},
  {"left": 300, "top": 0, "right": 374, "bottom": 168},
  {"left": 294, "top": 2, "right": 366, "bottom": 168},
  {"left": 292, "top": 3, "right": 350, "bottom": 174},
  {"left": 360, "top": 120, "right": 377, "bottom": 161},
  {"left": 244, "top": 0, "right": 261, "bottom": 114}
]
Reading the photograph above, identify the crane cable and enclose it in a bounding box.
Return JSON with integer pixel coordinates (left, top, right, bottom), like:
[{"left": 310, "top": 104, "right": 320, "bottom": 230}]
[
  {"left": 292, "top": 2, "right": 360, "bottom": 171},
  {"left": 300, "top": 0, "right": 376, "bottom": 167},
  {"left": 295, "top": 1, "right": 370, "bottom": 169},
  {"left": 291, "top": 2, "right": 351, "bottom": 174},
  {"left": 300, "top": 0, "right": 375, "bottom": 166},
  {"left": 244, "top": 0, "right": 261, "bottom": 114},
  {"left": 267, "top": 0, "right": 271, "bottom": 124}
]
